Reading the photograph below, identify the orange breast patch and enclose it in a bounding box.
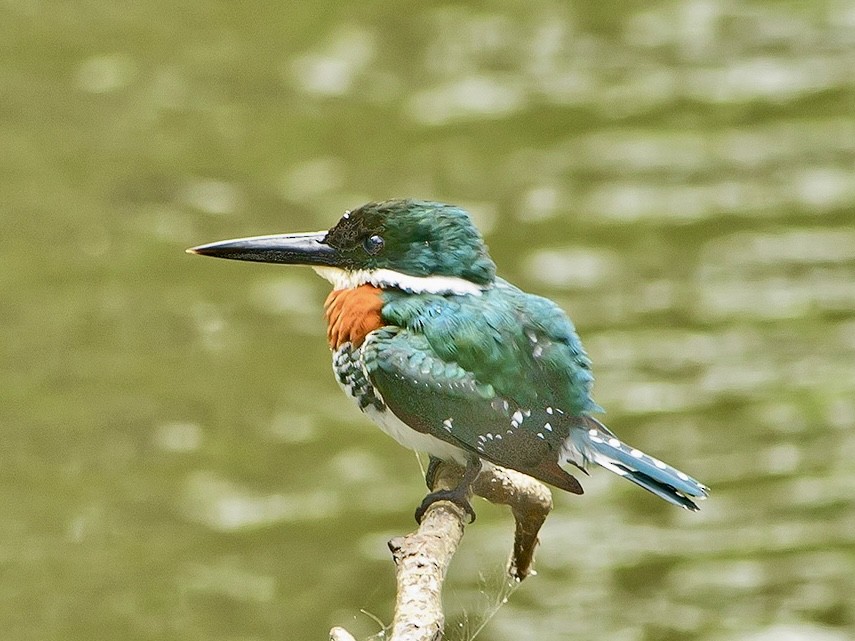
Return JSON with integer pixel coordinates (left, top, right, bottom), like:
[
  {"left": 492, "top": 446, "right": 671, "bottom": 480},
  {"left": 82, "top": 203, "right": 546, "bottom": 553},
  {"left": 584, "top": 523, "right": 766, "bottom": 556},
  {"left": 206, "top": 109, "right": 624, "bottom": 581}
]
[{"left": 324, "top": 285, "right": 385, "bottom": 350}]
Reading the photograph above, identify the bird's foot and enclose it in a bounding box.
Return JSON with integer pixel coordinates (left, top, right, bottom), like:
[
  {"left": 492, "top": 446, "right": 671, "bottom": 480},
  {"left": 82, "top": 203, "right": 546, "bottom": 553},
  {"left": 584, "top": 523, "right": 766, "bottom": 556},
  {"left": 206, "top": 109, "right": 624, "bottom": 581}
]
[
  {"left": 415, "top": 487, "right": 477, "bottom": 524},
  {"left": 415, "top": 455, "right": 481, "bottom": 524}
]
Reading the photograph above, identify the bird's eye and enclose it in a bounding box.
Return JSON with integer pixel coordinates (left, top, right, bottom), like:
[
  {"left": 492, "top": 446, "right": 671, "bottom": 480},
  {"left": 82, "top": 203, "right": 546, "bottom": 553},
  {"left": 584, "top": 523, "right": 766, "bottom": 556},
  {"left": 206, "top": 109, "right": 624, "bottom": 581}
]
[{"left": 363, "top": 234, "right": 384, "bottom": 255}]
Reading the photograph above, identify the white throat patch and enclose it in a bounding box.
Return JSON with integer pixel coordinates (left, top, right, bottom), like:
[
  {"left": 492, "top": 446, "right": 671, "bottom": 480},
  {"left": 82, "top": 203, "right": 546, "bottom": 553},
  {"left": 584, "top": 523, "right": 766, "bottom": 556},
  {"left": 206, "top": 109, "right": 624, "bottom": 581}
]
[{"left": 312, "top": 266, "right": 483, "bottom": 296}]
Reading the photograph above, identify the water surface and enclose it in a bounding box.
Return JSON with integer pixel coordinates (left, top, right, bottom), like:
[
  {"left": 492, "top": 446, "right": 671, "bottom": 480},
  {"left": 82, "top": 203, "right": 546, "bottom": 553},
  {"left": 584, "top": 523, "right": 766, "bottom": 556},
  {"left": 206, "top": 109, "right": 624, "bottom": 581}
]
[{"left": 2, "top": 2, "right": 854, "bottom": 640}]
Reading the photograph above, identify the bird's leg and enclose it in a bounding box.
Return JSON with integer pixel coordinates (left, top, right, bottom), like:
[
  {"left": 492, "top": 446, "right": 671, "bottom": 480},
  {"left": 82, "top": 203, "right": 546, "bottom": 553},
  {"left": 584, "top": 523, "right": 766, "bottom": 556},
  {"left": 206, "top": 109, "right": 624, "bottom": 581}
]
[
  {"left": 424, "top": 455, "right": 443, "bottom": 489},
  {"left": 415, "top": 455, "right": 482, "bottom": 524}
]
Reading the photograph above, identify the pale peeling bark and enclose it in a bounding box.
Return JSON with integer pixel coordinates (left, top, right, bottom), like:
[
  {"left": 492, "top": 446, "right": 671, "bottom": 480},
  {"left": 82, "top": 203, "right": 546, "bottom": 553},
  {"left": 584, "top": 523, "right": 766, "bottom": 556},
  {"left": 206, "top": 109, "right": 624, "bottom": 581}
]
[
  {"left": 386, "top": 463, "right": 470, "bottom": 641},
  {"left": 330, "top": 462, "right": 554, "bottom": 641},
  {"left": 471, "top": 465, "right": 553, "bottom": 580},
  {"left": 329, "top": 627, "right": 357, "bottom": 641}
]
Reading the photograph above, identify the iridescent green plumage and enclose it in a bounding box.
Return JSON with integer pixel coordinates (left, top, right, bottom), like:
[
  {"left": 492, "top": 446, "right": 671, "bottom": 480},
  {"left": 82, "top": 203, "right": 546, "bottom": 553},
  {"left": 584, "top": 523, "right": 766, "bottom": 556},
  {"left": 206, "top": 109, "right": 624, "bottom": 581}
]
[
  {"left": 380, "top": 281, "right": 600, "bottom": 414},
  {"left": 189, "top": 199, "right": 709, "bottom": 514},
  {"left": 355, "top": 279, "right": 600, "bottom": 495},
  {"left": 323, "top": 200, "right": 496, "bottom": 285}
]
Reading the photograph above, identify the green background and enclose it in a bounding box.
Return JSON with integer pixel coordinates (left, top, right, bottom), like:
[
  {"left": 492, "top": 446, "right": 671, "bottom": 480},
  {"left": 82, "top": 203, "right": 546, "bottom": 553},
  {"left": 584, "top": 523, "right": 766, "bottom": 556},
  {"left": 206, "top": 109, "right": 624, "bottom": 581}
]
[{"left": 3, "top": 1, "right": 854, "bottom": 640}]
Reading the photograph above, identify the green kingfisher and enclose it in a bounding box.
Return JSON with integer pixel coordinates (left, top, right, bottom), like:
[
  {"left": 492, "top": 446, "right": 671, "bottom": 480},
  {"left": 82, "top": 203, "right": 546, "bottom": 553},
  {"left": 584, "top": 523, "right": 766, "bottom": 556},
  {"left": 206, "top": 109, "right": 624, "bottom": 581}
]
[{"left": 189, "top": 199, "right": 708, "bottom": 521}]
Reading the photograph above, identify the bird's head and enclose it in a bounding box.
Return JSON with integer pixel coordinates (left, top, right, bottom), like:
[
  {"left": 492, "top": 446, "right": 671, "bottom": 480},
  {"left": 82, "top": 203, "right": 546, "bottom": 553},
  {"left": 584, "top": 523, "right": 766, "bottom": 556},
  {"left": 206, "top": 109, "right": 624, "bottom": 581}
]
[{"left": 188, "top": 199, "right": 496, "bottom": 294}]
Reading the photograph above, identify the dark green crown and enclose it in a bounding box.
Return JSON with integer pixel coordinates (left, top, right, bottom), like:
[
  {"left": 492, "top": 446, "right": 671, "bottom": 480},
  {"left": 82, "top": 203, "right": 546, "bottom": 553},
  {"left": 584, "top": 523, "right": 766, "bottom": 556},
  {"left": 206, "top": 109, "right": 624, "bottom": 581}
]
[{"left": 324, "top": 200, "right": 496, "bottom": 285}]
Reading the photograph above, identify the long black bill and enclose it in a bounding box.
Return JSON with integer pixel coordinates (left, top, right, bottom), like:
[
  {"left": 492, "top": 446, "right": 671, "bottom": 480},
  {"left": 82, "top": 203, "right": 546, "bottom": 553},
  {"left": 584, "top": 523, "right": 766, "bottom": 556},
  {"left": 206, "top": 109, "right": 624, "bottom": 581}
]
[{"left": 186, "top": 231, "right": 338, "bottom": 266}]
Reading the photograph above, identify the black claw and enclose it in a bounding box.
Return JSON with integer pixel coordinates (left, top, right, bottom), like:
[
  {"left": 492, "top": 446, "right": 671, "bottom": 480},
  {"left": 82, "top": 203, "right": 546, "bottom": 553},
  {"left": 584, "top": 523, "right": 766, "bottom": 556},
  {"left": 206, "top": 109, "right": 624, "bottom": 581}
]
[{"left": 414, "top": 488, "right": 477, "bottom": 524}]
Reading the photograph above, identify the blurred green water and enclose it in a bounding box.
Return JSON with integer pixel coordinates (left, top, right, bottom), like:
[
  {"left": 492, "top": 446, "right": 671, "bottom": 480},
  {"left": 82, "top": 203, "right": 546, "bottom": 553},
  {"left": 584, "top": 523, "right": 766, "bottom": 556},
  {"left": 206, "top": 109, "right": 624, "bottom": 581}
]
[{"left": 2, "top": 1, "right": 855, "bottom": 640}]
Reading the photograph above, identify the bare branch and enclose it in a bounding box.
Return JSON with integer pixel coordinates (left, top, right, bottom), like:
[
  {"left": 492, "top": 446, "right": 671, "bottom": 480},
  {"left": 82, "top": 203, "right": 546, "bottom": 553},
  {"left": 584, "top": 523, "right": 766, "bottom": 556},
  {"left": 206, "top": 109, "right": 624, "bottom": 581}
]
[
  {"left": 330, "top": 462, "right": 554, "bottom": 641},
  {"left": 387, "top": 463, "right": 469, "bottom": 641},
  {"left": 472, "top": 465, "right": 553, "bottom": 580},
  {"left": 329, "top": 627, "right": 358, "bottom": 641}
]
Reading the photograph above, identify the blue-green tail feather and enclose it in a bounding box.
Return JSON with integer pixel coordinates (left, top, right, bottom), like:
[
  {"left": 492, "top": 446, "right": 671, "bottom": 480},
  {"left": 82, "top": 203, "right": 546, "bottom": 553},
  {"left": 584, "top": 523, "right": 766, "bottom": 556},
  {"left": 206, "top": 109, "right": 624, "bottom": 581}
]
[{"left": 565, "top": 418, "right": 709, "bottom": 511}]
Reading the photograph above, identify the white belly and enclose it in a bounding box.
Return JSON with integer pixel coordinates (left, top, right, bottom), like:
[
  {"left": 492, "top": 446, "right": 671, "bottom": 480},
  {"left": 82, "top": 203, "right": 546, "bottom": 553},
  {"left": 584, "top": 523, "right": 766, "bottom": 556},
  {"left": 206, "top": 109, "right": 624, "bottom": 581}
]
[{"left": 361, "top": 403, "right": 469, "bottom": 465}]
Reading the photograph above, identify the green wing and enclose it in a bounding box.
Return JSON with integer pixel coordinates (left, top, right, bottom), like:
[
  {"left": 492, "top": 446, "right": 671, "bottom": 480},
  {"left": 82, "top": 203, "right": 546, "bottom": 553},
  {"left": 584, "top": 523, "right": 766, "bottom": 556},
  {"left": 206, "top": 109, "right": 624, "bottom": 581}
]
[
  {"left": 381, "top": 279, "right": 601, "bottom": 414},
  {"left": 362, "top": 326, "right": 584, "bottom": 494}
]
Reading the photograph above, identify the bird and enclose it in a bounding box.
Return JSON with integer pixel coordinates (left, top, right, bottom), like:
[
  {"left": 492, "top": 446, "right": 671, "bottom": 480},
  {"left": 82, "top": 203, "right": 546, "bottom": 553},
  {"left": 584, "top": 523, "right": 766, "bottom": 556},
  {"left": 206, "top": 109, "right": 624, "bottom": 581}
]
[{"left": 188, "top": 199, "right": 708, "bottom": 522}]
